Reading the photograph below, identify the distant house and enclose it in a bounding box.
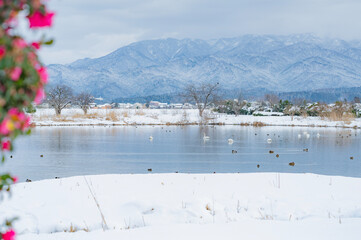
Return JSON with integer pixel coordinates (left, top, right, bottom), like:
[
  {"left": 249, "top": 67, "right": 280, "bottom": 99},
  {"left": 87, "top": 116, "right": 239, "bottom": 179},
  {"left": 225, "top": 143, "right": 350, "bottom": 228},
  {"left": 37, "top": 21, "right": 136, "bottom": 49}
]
[
  {"left": 149, "top": 101, "right": 160, "bottom": 109},
  {"left": 183, "top": 103, "right": 193, "bottom": 109},
  {"left": 170, "top": 103, "right": 183, "bottom": 109},
  {"left": 149, "top": 101, "right": 167, "bottom": 109},
  {"left": 118, "top": 103, "right": 133, "bottom": 109},
  {"left": 159, "top": 103, "right": 168, "bottom": 109}
]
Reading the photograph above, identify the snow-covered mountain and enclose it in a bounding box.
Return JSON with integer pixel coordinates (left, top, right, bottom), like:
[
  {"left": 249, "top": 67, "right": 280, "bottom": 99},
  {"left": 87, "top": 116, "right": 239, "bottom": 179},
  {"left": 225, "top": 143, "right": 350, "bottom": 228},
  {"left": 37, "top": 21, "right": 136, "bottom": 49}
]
[{"left": 48, "top": 34, "right": 361, "bottom": 100}]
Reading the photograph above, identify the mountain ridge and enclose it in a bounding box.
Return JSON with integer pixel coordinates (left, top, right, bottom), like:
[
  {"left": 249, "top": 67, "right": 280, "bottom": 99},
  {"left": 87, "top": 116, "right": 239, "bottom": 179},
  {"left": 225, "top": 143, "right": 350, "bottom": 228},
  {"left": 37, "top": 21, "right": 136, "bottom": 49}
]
[{"left": 48, "top": 34, "right": 361, "bottom": 101}]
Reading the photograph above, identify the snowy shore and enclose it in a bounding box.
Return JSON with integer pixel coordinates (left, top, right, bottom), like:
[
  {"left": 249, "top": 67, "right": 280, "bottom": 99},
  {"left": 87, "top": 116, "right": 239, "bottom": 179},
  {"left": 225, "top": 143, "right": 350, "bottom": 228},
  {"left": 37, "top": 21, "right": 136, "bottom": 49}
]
[
  {"left": 32, "top": 108, "right": 361, "bottom": 128},
  {"left": 1, "top": 173, "right": 361, "bottom": 239}
]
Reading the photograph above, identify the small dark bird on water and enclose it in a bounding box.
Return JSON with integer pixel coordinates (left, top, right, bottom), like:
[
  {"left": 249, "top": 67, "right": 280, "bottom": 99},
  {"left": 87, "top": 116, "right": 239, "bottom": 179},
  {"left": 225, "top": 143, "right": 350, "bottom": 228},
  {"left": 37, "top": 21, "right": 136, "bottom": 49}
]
[
  {"left": 10, "top": 155, "right": 12, "bottom": 158},
  {"left": 303, "top": 148, "right": 309, "bottom": 152},
  {"left": 269, "top": 150, "right": 274, "bottom": 154},
  {"left": 175, "top": 171, "right": 178, "bottom": 173},
  {"left": 232, "top": 150, "right": 237, "bottom": 154},
  {"left": 276, "top": 154, "right": 280, "bottom": 158},
  {"left": 55, "top": 177, "right": 60, "bottom": 179},
  {"left": 40, "top": 155, "right": 43, "bottom": 157},
  {"left": 289, "top": 162, "right": 295, "bottom": 166},
  {"left": 350, "top": 157, "right": 354, "bottom": 160},
  {"left": 213, "top": 172, "right": 216, "bottom": 174},
  {"left": 147, "top": 168, "right": 152, "bottom": 172},
  {"left": 26, "top": 179, "right": 32, "bottom": 182},
  {"left": 257, "top": 164, "right": 260, "bottom": 168}
]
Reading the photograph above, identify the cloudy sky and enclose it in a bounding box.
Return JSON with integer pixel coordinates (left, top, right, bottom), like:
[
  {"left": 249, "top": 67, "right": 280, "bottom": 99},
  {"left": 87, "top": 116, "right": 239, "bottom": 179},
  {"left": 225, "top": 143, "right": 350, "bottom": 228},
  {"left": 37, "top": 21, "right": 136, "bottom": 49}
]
[{"left": 37, "top": 0, "right": 361, "bottom": 64}]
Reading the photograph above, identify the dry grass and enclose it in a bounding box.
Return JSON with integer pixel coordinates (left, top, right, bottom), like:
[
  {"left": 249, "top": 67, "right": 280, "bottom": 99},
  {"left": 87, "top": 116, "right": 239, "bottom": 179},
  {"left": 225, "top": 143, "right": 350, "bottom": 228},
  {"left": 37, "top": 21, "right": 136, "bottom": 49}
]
[
  {"left": 328, "top": 111, "right": 355, "bottom": 123},
  {"left": 52, "top": 116, "right": 74, "bottom": 122},
  {"left": 105, "top": 111, "right": 119, "bottom": 121},
  {"left": 252, "top": 121, "right": 265, "bottom": 127},
  {"left": 64, "top": 224, "right": 77, "bottom": 233},
  {"left": 121, "top": 111, "right": 129, "bottom": 118},
  {"left": 205, "top": 204, "right": 211, "bottom": 211}
]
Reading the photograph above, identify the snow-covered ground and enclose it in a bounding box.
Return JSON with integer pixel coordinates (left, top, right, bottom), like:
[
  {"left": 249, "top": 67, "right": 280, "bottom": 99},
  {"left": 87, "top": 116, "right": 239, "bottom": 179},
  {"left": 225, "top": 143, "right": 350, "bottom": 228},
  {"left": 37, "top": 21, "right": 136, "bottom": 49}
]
[
  {"left": 32, "top": 108, "right": 361, "bottom": 128},
  {"left": 1, "top": 173, "right": 361, "bottom": 239}
]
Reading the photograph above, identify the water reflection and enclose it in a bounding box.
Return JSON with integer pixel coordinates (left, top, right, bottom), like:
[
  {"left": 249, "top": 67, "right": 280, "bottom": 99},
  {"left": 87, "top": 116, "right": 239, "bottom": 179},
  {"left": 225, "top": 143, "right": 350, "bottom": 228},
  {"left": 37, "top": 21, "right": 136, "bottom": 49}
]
[{"left": 2, "top": 126, "right": 361, "bottom": 181}]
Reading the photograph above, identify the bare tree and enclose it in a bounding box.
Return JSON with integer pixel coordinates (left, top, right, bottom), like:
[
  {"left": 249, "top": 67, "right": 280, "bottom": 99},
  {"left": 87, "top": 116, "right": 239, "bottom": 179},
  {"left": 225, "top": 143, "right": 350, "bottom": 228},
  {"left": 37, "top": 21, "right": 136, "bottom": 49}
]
[
  {"left": 182, "top": 82, "right": 220, "bottom": 117},
  {"left": 75, "top": 92, "right": 93, "bottom": 114},
  {"left": 46, "top": 85, "right": 73, "bottom": 115}
]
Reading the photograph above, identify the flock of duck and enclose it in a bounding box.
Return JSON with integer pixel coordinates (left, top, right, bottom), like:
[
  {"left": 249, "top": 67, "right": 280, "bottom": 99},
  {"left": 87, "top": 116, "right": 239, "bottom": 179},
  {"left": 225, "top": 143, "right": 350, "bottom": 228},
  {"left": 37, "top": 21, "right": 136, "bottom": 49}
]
[{"left": 148, "top": 130, "right": 320, "bottom": 144}]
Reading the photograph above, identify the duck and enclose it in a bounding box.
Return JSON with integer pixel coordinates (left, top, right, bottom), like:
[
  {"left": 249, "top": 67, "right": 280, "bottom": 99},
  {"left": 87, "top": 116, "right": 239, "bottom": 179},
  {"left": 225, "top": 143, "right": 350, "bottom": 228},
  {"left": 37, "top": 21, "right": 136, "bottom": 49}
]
[
  {"left": 203, "top": 133, "right": 210, "bottom": 140},
  {"left": 149, "top": 136, "right": 153, "bottom": 141}
]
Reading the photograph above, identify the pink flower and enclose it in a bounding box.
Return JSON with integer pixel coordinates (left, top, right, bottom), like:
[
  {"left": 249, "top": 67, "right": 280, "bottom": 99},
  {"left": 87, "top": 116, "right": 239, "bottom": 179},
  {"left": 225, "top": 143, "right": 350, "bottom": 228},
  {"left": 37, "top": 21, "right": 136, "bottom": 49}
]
[
  {"left": 28, "top": 10, "right": 55, "bottom": 28},
  {"left": 2, "top": 229, "right": 15, "bottom": 240},
  {"left": 1, "top": 139, "right": 11, "bottom": 151},
  {"left": 10, "top": 67, "right": 22, "bottom": 81},
  {"left": 13, "top": 38, "right": 27, "bottom": 49},
  {"left": 37, "top": 66, "right": 48, "bottom": 84},
  {"left": 0, "top": 45, "right": 6, "bottom": 59},
  {"left": 22, "top": 115, "right": 31, "bottom": 130},
  {"left": 34, "top": 88, "right": 45, "bottom": 105},
  {"left": 12, "top": 176, "right": 18, "bottom": 183},
  {"left": 31, "top": 42, "right": 41, "bottom": 50},
  {"left": 0, "top": 119, "right": 15, "bottom": 135}
]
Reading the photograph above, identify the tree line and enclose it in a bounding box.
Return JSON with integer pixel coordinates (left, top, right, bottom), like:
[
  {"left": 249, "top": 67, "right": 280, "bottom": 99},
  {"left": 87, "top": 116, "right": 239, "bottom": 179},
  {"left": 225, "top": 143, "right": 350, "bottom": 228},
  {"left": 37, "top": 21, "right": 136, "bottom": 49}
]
[{"left": 45, "top": 85, "right": 93, "bottom": 115}]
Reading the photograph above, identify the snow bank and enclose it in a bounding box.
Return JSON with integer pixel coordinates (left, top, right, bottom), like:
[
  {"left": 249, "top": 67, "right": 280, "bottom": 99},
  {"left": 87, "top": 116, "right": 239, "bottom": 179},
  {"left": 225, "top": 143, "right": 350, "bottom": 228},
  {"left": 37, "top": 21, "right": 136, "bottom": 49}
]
[
  {"left": 1, "top": 173, "right": 361, "bottom": 239},
  {"left": 31, "top": 108, "right": 361, "bottom": 128}
]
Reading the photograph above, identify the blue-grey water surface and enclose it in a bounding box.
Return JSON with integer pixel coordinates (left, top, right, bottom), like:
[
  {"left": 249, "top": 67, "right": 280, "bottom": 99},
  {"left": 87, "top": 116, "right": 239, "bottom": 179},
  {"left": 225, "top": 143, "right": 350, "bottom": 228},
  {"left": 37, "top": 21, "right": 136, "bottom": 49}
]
[{"left": 3, "top": 125, "right": 361, "bottom": 181}]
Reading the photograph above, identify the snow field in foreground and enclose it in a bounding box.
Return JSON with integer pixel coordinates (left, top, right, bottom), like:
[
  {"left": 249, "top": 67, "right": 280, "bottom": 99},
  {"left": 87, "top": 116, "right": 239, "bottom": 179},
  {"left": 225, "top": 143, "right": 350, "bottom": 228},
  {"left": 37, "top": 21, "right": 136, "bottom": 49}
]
[{"left": 0, "top": 173, "right": 360, "bottom": 239}]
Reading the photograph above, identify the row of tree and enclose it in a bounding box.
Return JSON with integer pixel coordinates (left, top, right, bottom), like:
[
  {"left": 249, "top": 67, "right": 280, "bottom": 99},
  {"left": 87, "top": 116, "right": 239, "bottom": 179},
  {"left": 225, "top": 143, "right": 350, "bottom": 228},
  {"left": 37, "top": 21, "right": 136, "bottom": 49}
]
[
  {"left": 46, "top": 85, "right": 92, "bottom": 115},
  {"left": 44, "top": 83, "right": 221, "bottom": 117}
]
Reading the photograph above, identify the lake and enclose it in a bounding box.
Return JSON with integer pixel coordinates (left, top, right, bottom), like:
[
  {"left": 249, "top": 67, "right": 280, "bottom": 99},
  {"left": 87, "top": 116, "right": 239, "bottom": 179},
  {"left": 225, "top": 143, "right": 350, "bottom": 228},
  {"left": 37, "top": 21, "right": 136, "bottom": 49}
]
[{"left": 3, "top": 126, "right": 361, "bottom": 181}]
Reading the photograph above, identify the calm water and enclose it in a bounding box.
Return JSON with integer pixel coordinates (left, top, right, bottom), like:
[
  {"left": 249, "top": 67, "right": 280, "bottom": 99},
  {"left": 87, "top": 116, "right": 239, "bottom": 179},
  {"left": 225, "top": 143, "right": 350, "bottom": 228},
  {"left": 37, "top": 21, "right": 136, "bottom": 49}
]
[{"left": 3, "top": 126, "right": 361, "bottom": 181}]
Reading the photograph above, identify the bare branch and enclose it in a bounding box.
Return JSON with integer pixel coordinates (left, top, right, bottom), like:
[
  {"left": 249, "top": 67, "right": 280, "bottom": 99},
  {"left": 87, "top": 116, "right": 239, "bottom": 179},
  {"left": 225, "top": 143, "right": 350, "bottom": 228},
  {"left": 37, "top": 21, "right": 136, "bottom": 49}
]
[
  {"left": 182, "top": 82, "right": 220, "bottom": 117},
  {"left": 75, "top": 92, "right": 93, "bottom": 114},
  {"left": 46, "top": 85, "right": 74, "bottom": 115}
]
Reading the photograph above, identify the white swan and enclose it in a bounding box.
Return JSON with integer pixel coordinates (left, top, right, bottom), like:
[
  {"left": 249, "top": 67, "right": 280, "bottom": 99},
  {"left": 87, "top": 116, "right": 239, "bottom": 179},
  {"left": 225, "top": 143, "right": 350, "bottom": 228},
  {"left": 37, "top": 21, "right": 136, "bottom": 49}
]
[
  {"left": 267, "top": 138, "right": 272, "bottom": 143},
  {"left": 228, "top": 138, "right": 234, "bottom": 144},
  {"left": 149, "top": 136, "right": 153, "bottom": 141},
  {"left": 203, "top": 133, "right": 210, "bottom": 140}
]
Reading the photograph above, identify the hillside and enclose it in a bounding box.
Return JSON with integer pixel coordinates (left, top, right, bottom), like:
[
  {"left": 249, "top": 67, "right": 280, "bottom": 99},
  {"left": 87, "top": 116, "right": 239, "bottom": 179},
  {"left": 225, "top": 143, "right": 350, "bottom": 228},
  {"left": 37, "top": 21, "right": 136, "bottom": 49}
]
[{"left": 48, "top": 34, "right": 361, "bottom": 101}]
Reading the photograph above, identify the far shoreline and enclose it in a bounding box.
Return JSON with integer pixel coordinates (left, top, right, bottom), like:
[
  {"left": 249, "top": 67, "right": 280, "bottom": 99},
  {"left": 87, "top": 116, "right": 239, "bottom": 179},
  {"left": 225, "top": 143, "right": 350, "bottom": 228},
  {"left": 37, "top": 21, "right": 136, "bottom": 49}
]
[{"left": 30, "top": 108, "right": 361, "bottom": 129}]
